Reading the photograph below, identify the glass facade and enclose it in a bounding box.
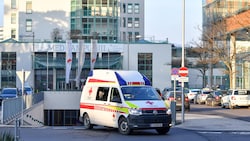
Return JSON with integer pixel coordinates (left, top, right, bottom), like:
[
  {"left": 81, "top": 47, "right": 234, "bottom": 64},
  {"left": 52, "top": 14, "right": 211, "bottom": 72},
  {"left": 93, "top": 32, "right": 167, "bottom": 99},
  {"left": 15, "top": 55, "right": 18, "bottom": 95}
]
[
  {"left": 1, "top": 52, "right": 16, "bottom": 88},
  {"left": 34, "top": 52, "right": 122, "bottom": 91},
  {"left": 138, "top": 53, "right": 152, "bottom": 83},
  {"left": 71, "top": 0, "right": 119, "bottom": 43},
  {"left": 44, "top": 110, "right": 79, "bottom": 126}
]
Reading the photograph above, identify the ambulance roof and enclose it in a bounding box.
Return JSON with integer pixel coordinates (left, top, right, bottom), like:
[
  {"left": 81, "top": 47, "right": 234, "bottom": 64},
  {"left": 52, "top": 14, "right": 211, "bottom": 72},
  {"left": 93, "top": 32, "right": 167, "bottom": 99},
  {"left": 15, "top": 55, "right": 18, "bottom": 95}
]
[{"left": 88, "top": 69, "right": 151, "bottom": 86}]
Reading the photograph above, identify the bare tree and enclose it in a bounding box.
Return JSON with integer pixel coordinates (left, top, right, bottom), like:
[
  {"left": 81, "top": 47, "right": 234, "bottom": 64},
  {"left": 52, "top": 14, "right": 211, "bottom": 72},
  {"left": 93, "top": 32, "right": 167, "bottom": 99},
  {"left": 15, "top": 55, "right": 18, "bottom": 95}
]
[
  {"left": 189, "top": 40, "right": 217, "bottom": 88},
  {"left": 70, "top": 29, "right": 82, "bottom": 41},
  {"left": 202, "top": 1, "right": 250, "bottom": 89},
  {"left": 51, "top": 28, "right": 62, "bottom": 42}
]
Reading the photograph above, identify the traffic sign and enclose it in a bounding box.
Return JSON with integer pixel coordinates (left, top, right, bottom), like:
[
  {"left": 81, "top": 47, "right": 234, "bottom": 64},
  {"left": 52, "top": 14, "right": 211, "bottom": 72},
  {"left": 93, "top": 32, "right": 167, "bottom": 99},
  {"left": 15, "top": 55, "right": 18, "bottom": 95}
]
[
  {"left": 171, "top": 68, "right": 179, "bottom": 75},
  {"left": 179, "top": 67, "right": 188, "bottom": 77}
]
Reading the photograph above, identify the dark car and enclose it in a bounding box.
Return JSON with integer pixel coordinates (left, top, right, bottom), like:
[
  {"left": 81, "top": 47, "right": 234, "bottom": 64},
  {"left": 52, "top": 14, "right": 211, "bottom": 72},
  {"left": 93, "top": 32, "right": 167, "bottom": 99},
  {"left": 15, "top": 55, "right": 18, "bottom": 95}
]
[
  {"left": 162, "top": 91, "right": 190, "bottom": 111},
  {"left": 205, "top": 90, "right": 227, "bottom": 106},
  {"left": 0, "top": 88, "right": 19, "bottom": 105}
]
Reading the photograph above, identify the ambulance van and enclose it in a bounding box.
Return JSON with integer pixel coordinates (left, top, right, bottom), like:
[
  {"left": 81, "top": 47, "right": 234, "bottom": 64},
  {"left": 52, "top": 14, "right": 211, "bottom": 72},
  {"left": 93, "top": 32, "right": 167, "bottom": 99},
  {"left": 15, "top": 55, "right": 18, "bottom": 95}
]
[{"left": 79, "top": 69, "right": 172, "bottom": 135}]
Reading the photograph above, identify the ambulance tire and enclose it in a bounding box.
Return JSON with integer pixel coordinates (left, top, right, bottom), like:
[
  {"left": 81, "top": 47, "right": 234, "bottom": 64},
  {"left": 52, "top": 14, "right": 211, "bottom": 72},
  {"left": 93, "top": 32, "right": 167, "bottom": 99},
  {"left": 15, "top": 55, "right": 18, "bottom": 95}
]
[
  {"left": 118, "top": 117, "right": 131, "bottom": 135},
  {"left": 83, "top": 113, "right": 93, "bottom": 129},
  {"left": 156, "top": 127, "right": 170, "bottom": 135}
]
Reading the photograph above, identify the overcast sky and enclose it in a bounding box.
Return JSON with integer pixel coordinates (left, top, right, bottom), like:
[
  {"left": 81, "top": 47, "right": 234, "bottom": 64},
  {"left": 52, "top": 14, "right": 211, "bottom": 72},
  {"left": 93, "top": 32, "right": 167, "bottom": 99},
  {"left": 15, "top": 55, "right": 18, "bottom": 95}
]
[{"left": 0, "top": 0, "right": 202, "bottom": 44}]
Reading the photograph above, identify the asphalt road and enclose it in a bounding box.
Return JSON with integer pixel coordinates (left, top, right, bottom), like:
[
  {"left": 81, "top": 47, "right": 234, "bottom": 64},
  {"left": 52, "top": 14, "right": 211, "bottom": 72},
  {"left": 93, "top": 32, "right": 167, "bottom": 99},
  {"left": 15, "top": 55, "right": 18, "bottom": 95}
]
[
  {"left": 1, "top": 103, "right": 250, "bottom": 141},
  {"left": 189, "top": 103, "right": 250, "bottom": 122}
]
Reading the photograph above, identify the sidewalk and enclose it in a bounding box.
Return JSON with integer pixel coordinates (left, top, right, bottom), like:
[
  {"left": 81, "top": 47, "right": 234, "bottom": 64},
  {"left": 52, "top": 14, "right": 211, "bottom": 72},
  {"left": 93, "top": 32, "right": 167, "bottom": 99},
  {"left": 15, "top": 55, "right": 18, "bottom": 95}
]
[{"left": 175, "top": 113, "right": 250, "bottom": 131}]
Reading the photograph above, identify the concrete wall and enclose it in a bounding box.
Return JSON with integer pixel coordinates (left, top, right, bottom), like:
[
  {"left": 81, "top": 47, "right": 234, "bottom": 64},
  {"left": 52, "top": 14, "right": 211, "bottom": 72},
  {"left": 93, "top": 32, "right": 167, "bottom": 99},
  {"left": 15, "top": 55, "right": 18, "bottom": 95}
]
[{"left": 44, "top": 91, "right": 81, "bottom": 110}]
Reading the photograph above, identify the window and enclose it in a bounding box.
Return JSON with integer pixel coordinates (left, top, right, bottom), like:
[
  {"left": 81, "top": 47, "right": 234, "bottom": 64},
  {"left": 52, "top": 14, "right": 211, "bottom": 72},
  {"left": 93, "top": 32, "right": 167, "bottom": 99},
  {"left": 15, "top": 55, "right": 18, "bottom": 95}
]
[
  {"left": 110, "top": 88, "right": 121, "bottom": 103},
  {"left": 128, "top": 32, "right": 132, "bottom": 41},
  {"left": 122, "top": 17, "right": 126, "bottom": 27},
  {"left": 134, "top": 18, "right": 139, "bottom": 28},
  {"left": 1, "top": 52, "right": 17, "bottom": 88},
  {"left": 96, "top": 0, "right": 101, "bottom": 5},
  {"left": 123, "top": 3, "right": 126, "bottom": 13},
  {"left": 134, "top": 3, "right": 139, "bottom": 14},
  {"left": 11, "top": 13, "right": 16, "bottom": 24},
  {"left": 26, "top": 19, "right": 32, "bottom": 32},
  {"left": 103, "top": 0, "right": 107, "bottom": 6},
  {"left": 127, "top": 3, "right": 133, "bottom": 14},
  {"left": 11, "top": 29, "right": 16, "bottom": 38},
  {"left": 135, "top": 32, "right": 140, "bottom": 40},
  {"left": 127, "top": 18, "right": 132, "bottom": 28},
  {"left": 96, "top": 87, "right": 109, "bottom": 101},
  {"left": 138, "top": 53, "right": 153, "bottom": 82},
  {"left": 26, "top": 1, "right": 32, "bottom": 14},
  {"left": 11, "top": 0, "right": 16, "bottom": 9}
]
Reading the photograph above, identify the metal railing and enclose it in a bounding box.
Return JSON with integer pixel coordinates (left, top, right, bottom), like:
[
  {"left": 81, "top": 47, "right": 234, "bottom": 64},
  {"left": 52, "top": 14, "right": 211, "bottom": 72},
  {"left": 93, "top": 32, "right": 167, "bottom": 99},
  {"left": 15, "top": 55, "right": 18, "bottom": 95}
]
[{"left": 0, "top": 92, "right": 44, "bottom": 124}]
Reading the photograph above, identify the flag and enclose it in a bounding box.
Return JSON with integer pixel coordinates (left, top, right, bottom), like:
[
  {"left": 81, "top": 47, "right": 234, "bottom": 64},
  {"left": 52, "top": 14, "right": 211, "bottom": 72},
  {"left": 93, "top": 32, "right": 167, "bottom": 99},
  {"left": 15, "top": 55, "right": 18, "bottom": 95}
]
[
  {"left": 76, "top": 40, "right": 85, "bottom": 88},
  {"left": 90, "top": 39, "right": 98, "bottom": 70},
  {"left": 65, "top": 40, "right": 72, "bottom": 84}
]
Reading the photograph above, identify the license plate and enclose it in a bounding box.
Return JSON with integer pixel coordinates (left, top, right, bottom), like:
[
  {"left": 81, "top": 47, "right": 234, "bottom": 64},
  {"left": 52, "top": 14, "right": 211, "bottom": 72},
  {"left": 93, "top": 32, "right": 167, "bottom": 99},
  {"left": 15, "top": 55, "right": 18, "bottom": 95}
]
[{"left": 150, "top": 123, "right": 163, "bottom": 127}]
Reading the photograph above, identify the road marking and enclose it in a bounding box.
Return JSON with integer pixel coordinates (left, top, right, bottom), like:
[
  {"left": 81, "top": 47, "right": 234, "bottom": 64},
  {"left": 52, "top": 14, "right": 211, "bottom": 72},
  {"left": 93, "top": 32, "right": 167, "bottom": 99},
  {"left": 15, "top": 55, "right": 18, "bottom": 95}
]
[{"left": 199, "top": 131, "right": 250, "bottom": 135}]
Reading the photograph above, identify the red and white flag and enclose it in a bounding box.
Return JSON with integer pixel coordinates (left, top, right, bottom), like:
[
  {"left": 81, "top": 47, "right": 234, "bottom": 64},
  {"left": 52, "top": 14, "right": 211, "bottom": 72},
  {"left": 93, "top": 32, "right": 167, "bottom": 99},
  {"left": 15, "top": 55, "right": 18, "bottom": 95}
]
[
  {"left": 65, "top": 40, "right": 72, "bottom": 84},
  {"left": 76, "top": 40, "right": 85, "bottom": 87},
  {"left": 90, "top": 39, "right": 98, "bottom": 70}
]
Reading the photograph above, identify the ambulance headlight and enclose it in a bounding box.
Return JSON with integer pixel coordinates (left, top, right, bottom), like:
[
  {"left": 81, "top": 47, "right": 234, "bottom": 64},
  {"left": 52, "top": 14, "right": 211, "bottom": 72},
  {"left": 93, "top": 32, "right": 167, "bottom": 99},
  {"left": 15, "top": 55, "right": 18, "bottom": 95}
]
[
  {"left": 166, "top": 109, "right": 172, "bottom": 115},
  {"left": 129, "top": 108, "right": 142, "bottom": 115}
]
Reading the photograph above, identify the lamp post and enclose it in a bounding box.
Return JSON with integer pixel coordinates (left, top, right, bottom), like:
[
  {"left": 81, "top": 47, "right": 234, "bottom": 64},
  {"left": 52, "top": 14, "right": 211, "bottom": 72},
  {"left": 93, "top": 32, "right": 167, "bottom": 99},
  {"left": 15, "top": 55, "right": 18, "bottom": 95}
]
[
  {"left": 181, "top": 0, "right": 186, "bottom": 123},
  {"left": 46, "top": 51, "right": 49, "bottom": 90},
  {"left": 127, "top": 35, "right": 132, "bottom": 70}
]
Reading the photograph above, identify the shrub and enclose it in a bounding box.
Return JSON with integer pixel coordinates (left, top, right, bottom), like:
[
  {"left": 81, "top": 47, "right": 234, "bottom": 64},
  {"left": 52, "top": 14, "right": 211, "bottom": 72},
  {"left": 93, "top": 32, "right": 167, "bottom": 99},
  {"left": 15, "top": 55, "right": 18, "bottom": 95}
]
[{"left": 0, "top": 132, "right": 15, "bottom": 141}]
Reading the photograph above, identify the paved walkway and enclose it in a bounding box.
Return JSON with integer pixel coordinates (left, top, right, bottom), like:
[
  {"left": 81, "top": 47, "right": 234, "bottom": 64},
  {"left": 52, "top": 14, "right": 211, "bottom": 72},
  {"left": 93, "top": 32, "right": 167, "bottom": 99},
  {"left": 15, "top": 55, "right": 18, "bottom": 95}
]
[{"left": 175, "top": 113, "right": 250, "bottom": 131}]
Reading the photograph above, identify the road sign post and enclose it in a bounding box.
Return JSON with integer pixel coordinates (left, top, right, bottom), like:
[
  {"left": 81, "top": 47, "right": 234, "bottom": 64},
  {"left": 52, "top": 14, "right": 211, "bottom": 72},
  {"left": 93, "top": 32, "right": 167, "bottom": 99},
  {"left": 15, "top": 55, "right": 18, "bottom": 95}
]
[
  {"left": 179, "top": 67, "right": 188, "bottom": 124},
  {"left": 179, "top": 67, "right": 188, "bottom": 77}
]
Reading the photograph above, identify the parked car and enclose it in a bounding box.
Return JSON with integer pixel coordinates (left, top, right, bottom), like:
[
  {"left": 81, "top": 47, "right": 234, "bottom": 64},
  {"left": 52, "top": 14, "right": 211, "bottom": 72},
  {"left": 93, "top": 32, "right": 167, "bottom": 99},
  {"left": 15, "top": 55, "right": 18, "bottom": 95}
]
[
  {"left": 0, "top": 88, "right": 20, "bottom": 105},
  {"left": 221, "top": 89, "right": 250, "bottom": 109},
  {"left": 187, "top": 89, "right": 201, "bottom": 103},
  {"left": 162, "top": 91, "right": 190, "bottom": 111},
  {"left": 205, "top": 90, "right": 227, "bottom": 106},
  {"left": 196, "top": 89, "right": 213, "bottom": 104},
  {"left": 23, "top": 86, "right": 33, "bottom": 95},
  {"left": 162, "top": 87, "right": 180, "bottom": 96}
]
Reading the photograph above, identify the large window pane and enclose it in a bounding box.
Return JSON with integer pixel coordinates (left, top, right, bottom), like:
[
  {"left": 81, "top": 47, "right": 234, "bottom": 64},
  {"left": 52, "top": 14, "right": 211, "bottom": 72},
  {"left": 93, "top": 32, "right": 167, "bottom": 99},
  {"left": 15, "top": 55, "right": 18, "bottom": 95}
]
[
  {"left": 26, "top": 19, "right": 32, "bottom": 32},
  {"left": 138, "top": 53, "right": 152, "bottom": 82}
]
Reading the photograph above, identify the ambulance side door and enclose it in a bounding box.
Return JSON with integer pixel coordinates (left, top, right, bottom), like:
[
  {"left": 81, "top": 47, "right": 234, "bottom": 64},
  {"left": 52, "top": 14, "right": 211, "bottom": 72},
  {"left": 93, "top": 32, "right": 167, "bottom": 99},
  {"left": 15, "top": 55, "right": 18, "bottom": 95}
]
[
  {"left": 94, "top": 87, "right": 110, "bottom": 126},
  {"left": 106, "top": 87, "right": 123, "bottom": 127}
]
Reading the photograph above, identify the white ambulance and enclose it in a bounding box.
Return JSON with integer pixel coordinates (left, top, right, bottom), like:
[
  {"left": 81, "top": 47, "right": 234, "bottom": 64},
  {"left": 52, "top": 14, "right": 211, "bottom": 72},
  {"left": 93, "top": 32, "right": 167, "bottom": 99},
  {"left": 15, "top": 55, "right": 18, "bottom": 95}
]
[{"left": 79, "top": 69, "right": 172, "bottom": 135}]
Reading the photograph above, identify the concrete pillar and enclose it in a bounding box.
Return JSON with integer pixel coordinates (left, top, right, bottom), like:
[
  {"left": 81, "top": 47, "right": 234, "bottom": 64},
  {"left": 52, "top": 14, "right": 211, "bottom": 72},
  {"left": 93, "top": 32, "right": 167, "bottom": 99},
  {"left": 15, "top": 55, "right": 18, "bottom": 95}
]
[{"left": 53, "top": 52, "right": 57, "bottom": 90}]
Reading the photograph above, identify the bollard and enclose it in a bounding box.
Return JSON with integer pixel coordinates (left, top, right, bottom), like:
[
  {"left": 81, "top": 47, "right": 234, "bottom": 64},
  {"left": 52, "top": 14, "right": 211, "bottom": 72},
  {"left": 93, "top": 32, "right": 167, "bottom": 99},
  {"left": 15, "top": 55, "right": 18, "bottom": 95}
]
[
  {"left": 170, "top": 101, "right": 176, "bottom": 126},
  {"left": 15, "top": 118, "right": 20, "bottom": 141}
]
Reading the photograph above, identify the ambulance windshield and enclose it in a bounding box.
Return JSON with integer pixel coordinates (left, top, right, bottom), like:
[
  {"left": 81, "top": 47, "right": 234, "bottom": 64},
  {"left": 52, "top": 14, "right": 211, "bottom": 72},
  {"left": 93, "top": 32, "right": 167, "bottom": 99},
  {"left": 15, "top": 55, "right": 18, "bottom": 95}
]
[{"left": 121, "top": 86, "right": 161, "bottom": 101}]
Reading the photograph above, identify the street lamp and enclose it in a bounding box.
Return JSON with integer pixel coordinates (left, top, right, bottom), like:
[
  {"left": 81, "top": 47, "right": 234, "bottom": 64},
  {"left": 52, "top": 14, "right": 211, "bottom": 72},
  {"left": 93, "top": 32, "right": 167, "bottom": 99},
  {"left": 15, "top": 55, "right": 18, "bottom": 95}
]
[
  {"left": 127, "top": 34, "right": 133, "bottom": 70},
  {"left": 46, "top": 51, "right": 49, "bottom": 90},
  {"left": 181, "top": 0, "right": 186, "bottom": 123}
]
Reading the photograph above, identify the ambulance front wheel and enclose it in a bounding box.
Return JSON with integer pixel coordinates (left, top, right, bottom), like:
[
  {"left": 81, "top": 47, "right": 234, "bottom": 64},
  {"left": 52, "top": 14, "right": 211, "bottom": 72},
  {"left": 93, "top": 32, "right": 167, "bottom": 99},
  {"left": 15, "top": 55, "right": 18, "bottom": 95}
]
[
  {"left": 118, "top": 117, "right": 131, "bottom": 135},
  {"left": 83, "top": 113, "right": 93, "bottom": 129},
  {"left": 156, "top": 127, "right": 170, "bottom": 135}
]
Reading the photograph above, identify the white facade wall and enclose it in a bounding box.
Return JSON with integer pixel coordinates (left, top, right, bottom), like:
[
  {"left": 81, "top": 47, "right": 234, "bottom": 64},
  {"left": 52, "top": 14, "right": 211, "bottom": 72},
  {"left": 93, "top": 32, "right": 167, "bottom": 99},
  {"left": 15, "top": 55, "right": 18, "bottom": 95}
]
[
  {"left": 124, "top": 44, "right": 172, "bottom": 90},
  {"left": 44, "top": 91, "right": 81, "bottom": 110},
  {"left": 0, "top": 42, "right": 172, "bottom": 91},
  {"left": 3, "top": 0, "right": 71, "bottom": 41}
]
